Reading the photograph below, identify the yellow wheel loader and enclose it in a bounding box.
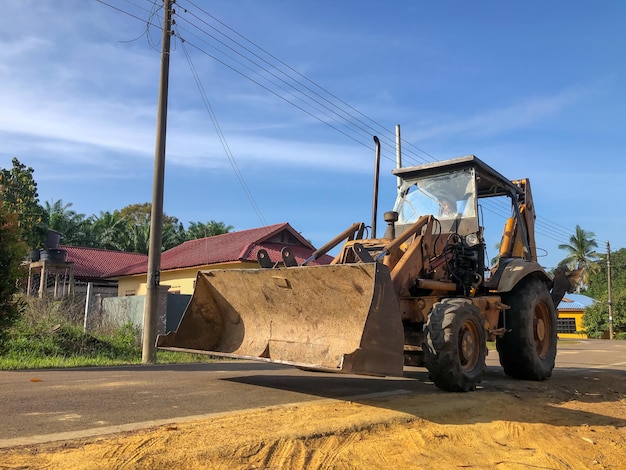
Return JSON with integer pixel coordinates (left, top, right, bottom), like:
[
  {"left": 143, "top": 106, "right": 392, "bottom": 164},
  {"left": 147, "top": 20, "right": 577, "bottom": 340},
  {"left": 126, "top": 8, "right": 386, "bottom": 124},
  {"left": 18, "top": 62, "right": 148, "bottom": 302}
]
[{"left": 157, "top": 153, "right": 577, "bottom": 392}]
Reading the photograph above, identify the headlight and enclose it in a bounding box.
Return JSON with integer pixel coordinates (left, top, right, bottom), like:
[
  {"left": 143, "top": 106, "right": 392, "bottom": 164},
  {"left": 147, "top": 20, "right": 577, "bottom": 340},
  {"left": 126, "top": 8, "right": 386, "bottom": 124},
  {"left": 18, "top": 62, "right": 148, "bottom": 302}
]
[{"left": 465, "top": 233, "right": 480, "bottom": 247}]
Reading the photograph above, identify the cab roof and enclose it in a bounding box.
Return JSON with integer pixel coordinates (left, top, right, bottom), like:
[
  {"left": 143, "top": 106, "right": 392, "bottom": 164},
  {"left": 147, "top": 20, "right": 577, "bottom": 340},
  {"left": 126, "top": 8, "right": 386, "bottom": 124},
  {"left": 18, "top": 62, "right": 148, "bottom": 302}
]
[{"left": 392, "top": 155, "right": 523, "bottom": 198}]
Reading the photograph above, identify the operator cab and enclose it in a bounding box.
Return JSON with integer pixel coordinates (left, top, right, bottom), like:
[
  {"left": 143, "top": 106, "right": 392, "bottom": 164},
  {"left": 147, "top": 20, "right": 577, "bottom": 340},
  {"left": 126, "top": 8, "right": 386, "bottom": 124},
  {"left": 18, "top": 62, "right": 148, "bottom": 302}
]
[
  {"left": 387, "top": 155, "right": 527, "bottom": 293},
  {"left": 390, "top": 154, "right": 524, "bottom": 239},
  {"left": 393, "top": 164, "right": 478, "bottom": 236}
]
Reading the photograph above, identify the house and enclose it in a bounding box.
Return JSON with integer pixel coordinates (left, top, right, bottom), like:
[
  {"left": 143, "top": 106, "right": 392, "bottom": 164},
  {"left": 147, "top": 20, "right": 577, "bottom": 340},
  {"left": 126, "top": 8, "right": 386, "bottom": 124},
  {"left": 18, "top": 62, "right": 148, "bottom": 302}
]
[
  {"left": 108, "top": 222, "right": 334, "bottom": 296},
  {"left": 26, "top": 246, "right": 147, "bottom": 298},
  {"left": 64, "top": 246, "right": 148, "bottom": 294},
  {"left": 556, "top": 293, "right": 596, "bottom": 339}
]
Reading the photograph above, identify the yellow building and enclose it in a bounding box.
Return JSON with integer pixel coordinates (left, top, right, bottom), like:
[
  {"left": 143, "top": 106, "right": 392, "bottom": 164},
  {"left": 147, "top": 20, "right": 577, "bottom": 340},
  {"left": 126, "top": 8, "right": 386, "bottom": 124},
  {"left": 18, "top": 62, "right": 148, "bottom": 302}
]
[
  {"left": 108, "top": 222, "right": 332, "bottom": 296},
  {"left": 556, "top": 293, "right": 595, "bottom": 339}
]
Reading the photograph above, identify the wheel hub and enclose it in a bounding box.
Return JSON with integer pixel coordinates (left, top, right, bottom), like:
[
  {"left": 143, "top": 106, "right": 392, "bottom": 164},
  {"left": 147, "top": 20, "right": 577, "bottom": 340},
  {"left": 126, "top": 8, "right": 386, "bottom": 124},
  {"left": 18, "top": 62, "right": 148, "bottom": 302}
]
[
  {"left": 534, "top": 302, "right": 551, "bottom": 358},
  {"left": 460, "top": 326, "right": 478, "bottom": 369},
  {"left": 536, "top": 317, "right": 546, "bottom": 341}
]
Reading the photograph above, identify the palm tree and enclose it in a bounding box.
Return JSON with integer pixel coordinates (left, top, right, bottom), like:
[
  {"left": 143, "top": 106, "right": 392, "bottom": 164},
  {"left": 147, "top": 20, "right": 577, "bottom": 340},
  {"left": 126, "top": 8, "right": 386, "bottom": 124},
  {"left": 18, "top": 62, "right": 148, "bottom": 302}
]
[
  {"left": 186, "top": 220, "right": 233, "bottom": 240},
  {"left": 490, "top": 241, "right": 502, "bottom": 267},
  {"left": 128, "top": 223, "right": 151, "bottom": 254},
  {"left": 162, "top": 221, "right": 186, "bottom": 251},
  {"left": 90, "top": 211, "right": 129, "bottom": 251},
  {"left": 558, "top": 225, "right": 600, "bottom": 292},
  {"left": 43, "top": 199, "right": 89, "bottom": 246}
]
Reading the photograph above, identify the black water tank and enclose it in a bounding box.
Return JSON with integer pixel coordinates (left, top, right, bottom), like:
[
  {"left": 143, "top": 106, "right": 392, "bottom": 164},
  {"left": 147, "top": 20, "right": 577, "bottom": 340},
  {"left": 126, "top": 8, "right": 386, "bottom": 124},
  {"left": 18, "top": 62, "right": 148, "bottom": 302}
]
[
  {"left": 28, "top": 249, "right": 40, "bottom": 262},
  {"left": 45, "top": 230, "right": 62, "bottom": 250},
  {"left": 40, "top": 249, "right": 67, "bottom": 263}
]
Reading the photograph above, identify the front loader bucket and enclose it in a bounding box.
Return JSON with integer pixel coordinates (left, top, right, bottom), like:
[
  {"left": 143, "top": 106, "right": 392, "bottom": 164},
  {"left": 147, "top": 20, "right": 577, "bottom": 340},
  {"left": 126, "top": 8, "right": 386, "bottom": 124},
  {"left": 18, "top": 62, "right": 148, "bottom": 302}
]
[{"left": 157, "top": 263, "right": 404, "bottom": 376}]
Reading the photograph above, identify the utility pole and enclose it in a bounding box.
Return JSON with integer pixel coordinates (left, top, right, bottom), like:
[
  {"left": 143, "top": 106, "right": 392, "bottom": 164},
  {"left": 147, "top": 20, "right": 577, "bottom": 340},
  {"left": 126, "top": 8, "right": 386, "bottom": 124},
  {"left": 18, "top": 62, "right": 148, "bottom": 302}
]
[
  {"left": 607, "top": 241, "right": 614, "bottom": 340},
  {"left": 143, "top": 0, "right": 173, "bottom": 363}
]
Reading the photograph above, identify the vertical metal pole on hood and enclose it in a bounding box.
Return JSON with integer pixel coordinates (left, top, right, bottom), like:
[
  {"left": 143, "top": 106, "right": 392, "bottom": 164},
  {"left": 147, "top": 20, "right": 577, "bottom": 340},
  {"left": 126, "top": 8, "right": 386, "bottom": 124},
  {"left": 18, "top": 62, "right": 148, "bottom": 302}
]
[
  {"left": 396, "top": 124, "right": 402, "bottom": 195},
  {"left": 371, "top": 136, "right": 381, "bottom": 238}
]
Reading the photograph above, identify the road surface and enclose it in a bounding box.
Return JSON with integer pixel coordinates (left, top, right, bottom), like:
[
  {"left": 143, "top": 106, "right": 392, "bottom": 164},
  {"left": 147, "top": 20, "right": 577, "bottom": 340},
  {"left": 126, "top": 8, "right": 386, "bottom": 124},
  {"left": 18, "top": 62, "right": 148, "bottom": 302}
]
[{"left": 1, "top": 339, "right": 624, "bottom": 448}]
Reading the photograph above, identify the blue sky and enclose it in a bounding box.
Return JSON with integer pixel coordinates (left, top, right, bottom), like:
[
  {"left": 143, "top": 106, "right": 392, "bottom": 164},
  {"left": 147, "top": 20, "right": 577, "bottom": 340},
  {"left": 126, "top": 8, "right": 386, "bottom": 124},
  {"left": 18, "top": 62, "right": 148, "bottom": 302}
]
[{"left": 1, "top": 0, "right": 624, "bottom": 269}]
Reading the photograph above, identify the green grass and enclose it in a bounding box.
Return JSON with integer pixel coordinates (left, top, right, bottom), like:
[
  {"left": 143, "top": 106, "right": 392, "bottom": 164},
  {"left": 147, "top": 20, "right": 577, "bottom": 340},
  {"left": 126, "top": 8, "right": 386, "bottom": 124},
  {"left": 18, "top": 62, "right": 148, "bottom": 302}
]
[
  {"left": 0, "top": 296, "right": 216, "bottom": 370},
  {"left": 0, "top": 351, "right": 216, "bottom": 370}
]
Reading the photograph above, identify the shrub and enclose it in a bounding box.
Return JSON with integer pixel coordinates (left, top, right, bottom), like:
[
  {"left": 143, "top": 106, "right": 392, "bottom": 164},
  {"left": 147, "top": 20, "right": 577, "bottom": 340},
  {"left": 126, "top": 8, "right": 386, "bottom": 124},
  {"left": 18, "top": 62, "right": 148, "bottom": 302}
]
[
  {"left": 0, "top": 296, "right": 142, "bottom": 366},
  {"left": 583, "top": 296, "right": 626, "bottom": 339},
  {"left": 0, "top": 204, "right": 28, "bottom": 340}
]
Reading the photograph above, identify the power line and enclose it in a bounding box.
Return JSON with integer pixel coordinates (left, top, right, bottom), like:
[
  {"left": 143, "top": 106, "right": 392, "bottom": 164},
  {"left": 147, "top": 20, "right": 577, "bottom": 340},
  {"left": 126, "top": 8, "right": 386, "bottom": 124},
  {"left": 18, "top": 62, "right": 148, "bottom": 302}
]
[
  {"left": 94, "top": 0, "right": 269, "bottom": 225},
  {"left": 96, "top": 0, "right": 584, "bottom": 248},
  {"left": 174, "top": 1, "right": 428, "bottom": 165},
  {"left": 178, "top": 36, "right": 268, "bottom": 226},
  {"left": 179, "top": 0, "right": 433, "bottom": 164},
  {"left": 121, "top": 0, "right": 436, "bottom": 169},
  {"left": 172, "top": 1, "right": 580, "bottom": 246},
  {"left": 171, "top": 18, "right": 382, "bottom": 148},
  {"left": 175, "top": 9, "right": 379, "bottom": 140},
  {"left": 94, "top": 0, "right": 156, "bottom": 24},
  {"left": 173, "top": 30, "right": 374, "bottom": 150}
]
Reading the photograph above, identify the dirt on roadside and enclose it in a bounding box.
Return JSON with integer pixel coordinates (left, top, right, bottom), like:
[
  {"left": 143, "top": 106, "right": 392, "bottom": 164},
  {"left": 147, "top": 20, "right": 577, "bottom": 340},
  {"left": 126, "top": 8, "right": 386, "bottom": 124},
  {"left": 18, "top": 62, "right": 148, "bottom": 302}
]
[{"left": 1, "top": 369, "right": 625, "bottom": 469}]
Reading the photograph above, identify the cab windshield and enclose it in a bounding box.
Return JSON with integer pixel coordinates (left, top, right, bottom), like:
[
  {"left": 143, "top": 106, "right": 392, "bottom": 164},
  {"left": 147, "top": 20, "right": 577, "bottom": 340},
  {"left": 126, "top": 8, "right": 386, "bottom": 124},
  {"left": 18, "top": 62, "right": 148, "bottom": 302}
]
[{"left": 393, "top": 167, "right": 478, "bottom": 234}]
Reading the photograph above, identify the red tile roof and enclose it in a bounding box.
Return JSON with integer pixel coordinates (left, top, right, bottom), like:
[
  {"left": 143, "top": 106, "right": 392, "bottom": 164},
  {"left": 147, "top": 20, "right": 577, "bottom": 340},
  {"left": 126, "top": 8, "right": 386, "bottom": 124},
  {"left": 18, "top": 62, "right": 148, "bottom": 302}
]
[
  {"left": 61, "top": 246, "right": 148, "bottom": 280},
  {"left": 109, "top": 223, "right": 333, "bottom": 277}
]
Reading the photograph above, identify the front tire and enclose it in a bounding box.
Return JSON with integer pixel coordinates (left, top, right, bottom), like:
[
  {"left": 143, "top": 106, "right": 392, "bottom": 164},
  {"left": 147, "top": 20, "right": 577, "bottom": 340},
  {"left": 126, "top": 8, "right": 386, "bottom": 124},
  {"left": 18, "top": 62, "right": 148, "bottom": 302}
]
[
  {"left": 497, "top": 277, "right": 557, "bottom": 380},
  {"left": 423, "top": 299, "right": 487, "bottom": 392}
]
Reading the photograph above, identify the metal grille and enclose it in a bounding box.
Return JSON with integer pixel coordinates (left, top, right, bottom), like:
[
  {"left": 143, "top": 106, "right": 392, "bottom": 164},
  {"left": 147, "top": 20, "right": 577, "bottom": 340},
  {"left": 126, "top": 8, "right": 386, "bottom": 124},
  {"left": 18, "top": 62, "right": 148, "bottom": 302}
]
[{"left": 557, "top": 317, "right": 577, "bottom": 334}]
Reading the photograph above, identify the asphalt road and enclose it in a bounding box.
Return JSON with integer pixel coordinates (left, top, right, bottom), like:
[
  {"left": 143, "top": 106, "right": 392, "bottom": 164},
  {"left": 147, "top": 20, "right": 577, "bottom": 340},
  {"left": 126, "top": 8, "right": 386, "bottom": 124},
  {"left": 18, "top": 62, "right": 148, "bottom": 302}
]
[{"left": 1, "top": 339, "right": 624, "bottom": 448}]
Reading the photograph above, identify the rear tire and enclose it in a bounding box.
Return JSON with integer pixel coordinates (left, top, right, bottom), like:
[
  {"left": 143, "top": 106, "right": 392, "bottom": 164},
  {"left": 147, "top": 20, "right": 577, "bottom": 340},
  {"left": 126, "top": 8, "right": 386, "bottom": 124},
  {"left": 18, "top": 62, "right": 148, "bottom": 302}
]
[
  {"left": 497, "top": 277, "right": 557, "bottom": 380},
  {"left": 423, "top": 299, "right": 487, "bottom": 392}
]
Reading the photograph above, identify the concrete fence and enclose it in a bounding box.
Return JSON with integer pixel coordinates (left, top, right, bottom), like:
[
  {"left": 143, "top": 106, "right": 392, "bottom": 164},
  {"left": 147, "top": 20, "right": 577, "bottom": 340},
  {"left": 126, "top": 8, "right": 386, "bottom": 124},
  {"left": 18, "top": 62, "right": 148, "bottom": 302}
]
[{"left": 84, "top": 285, "right": 191, "bottom": 335}]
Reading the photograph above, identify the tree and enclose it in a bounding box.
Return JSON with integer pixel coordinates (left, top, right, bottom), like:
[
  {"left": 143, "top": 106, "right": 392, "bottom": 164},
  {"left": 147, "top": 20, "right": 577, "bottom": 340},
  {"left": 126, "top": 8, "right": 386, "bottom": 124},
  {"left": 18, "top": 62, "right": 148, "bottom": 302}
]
[
  {"left": 117, "top": 202, "right": 180, "bottom": 227},
  {"left": 0, "top": 157, "right": 46, "bottom": 249},
  {"left": 89, "top": 211, "right": 129, "bottom": 251},
  {"left": 490, "top": 241, "right": 502, "bottom": 267},
  {"left": 558, "top": 225, "right": 600, "bottom": 292},
  {"left": 186, "top": 220, "right": 233, "bottom": 240},
  {"left": 582, "top": 247, "right": 626, "bottom": 338},
  {"left": 0, "top": 201, "right": 28, "bottom": 340},
  {"left": 583, "top": 298, "right": 626, "bottom": 338},
  {"left": 43, "top": 199, "right": 89, "bottom": 246},
  {"left": 127, "top": 223, "right": 151, "bottom": 254},
  {"left": 117, "top": 203, "right": 186, "bottom": 253},
  {"left": 162, "top": 221, "right": 186, "bottom": 251}
]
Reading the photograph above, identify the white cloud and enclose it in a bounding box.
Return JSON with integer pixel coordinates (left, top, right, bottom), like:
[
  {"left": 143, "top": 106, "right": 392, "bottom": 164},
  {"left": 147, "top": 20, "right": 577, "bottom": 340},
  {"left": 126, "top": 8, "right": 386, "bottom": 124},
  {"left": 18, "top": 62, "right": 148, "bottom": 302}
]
[{"left": 413, "top": 84, "right": 590, "bottom": 141}]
